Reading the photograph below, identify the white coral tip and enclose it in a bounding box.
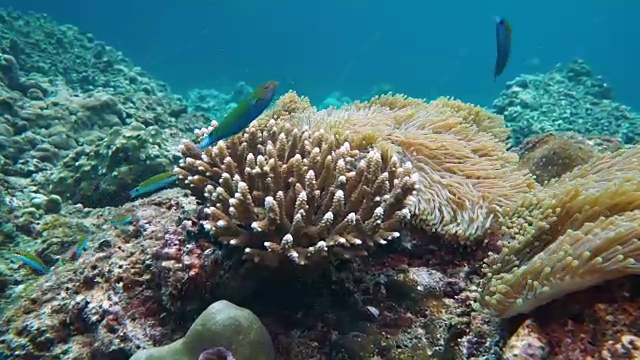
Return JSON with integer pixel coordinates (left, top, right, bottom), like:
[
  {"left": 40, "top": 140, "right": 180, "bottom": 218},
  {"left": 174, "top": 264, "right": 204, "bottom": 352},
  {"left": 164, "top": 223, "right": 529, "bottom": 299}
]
[
  {"left": 264, "top": 196, "right": 276, "bottom": 208},
  {"left": 287, "top": 250, "right": 300, "bottom": 262},
  {"left": 314, "top": 241, "right": 327, "bottom": 251},
  {"left": 282, "top": 234, "right": 294, "bottom": 247},
  {"left": 251, "top": 222, "right": 263, "bottom": 232}
]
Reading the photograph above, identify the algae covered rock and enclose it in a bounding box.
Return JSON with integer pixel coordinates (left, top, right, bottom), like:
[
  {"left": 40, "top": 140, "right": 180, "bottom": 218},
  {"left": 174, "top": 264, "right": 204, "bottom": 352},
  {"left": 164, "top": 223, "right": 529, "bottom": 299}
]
[
  {"left": 48, "top": 122, "right": 178, "bottom": 207},
  {"left": 131, "top": 300, "right": 274, "bottom": 360}
]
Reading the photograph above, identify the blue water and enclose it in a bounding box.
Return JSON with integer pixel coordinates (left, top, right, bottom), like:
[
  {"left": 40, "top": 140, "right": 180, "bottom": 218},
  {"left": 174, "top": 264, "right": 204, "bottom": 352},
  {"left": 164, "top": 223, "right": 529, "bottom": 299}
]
[{"left": 2, "top": 0, "right": 638, "bottom": 108}]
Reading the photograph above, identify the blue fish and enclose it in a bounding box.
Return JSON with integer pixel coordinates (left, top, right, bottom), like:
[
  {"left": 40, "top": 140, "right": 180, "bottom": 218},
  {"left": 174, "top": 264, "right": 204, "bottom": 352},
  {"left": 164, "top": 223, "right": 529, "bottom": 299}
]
[
  {"left": 199, "top": 81, "right": 278, "bottom": 150},
  {"left": 71, "top": 238, "right": 89, "bottom": 261},
  {"left": 129, "top": 171, "right": 178, "bottom": 199},
  {"left": 12, "top": 250, "right": 49, "bottom": 275},
  {"left": 494, "top": 16, "right": 512, "bottom": 80}
]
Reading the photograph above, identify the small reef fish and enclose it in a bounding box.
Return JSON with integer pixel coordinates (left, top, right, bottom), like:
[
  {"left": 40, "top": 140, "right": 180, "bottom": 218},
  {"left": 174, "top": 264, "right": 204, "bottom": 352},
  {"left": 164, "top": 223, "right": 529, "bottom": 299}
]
[
  {"left": 128, "top": 81, "right": 278, "bottom": 199},
  {"left": 71, "top": 237, "right": 89, "bottom": 261},
  {"left": 198, "top": 80, "right": 279, "bottom": 150},
  {"left": 494, "top": 16, "right": 512, "bottom": 80},
  {"left": 109, "top": 213, "right": 134, "bottom": 227},
  {"left": 12, "top": 250, "right": 49, "bottom": 275},
  {"left": 129, "top": 171, "right": 178, "bottom": 199}
]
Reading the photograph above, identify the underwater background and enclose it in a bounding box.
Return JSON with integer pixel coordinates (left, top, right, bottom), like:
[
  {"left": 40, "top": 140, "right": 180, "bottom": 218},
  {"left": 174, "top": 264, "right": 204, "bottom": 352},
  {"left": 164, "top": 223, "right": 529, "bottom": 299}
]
[
  {"left": 0, "top": 1, "right": 640, "bottom": 360},
  {"left": 2, "top": 0, "right": 639, "bottom": 108}
]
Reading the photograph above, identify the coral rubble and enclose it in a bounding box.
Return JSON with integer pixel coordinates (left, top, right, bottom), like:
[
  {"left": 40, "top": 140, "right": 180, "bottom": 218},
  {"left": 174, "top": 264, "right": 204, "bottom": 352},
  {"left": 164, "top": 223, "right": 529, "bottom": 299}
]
[{"left": 493, "top": 59, "right": 640, "bottom": 146}]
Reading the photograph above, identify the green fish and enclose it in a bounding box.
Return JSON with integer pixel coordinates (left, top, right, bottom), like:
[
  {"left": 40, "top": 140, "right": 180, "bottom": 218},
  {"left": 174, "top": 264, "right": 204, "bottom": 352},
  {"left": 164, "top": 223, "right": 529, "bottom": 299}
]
[
  {"left": 129, "top": 171, "right": 178, "bottom": 198},
  {"left": 198, "top": 80, "right": 279, "bottom": 150},
  {"left": 128, "top": 81, "right": 279, "bottom": 199},
  {"left": 71, "top": 237, "right": 89, "bottom": 261},
  {"left": 12, "top": 250, "right": 49, "bottom": 275},
  {"left": 109, "top": 213, "right": 133, "bottom": 226}
]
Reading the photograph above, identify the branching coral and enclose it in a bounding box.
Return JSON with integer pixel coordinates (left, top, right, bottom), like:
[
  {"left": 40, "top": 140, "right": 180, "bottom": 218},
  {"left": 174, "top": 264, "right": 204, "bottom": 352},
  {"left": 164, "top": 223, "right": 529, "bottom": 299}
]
[
  {"left": 175, "top": 118, "right": 417, "bottom": 267},
  {"left": 476, "top": 146, "right": 640, "bottom": 318},
  {"left": 282, "top": 92, "right": 535, "bottom": 242}
]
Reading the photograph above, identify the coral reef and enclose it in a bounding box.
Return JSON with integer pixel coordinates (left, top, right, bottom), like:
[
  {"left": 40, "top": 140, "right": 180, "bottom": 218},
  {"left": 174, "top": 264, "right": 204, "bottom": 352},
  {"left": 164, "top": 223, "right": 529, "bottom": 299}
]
[
  {"left": 0, "top": 9, "right": 168, "bottom": 102},
  {"left": 0, "top": 9, "right": 236, "bottom": 208},
  {"left": 476, "top": 145, "right": 640, "bottom": 318},
  {"left": 0, "top": 184, "right": 503, "bottom": 360},
  {"left": 4, "top": 7, "right": 640, "bottom": 360},
  {"left": 0, "top": 189, "right": 198, "bottom": 359},
  {"left": 175, "top": 117, "right": 416, "bottom": 266},
  {"left": 493, "top": 59, "right": 640, "bottom": 146},
  {"left": 49, "top": 122, "right": 179, "bottom": 207},
  {"left": 270, "top": 92, "right": 535, "bottom": 242}
]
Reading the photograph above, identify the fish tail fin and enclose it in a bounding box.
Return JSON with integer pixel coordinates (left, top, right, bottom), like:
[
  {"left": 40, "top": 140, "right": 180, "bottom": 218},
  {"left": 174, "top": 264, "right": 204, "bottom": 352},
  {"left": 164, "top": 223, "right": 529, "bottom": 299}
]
[
  {"left": 198, "top": 135, "right": 213, "bottom": 151},
  {"left": 199, "top": 132, "right": 222, "bottom": 151},
  {"left": 198, "top": 136, "right": 211, "bottom": 151},
  {"left": 129, "top": 187, "right": 140, "bottom": 199}
]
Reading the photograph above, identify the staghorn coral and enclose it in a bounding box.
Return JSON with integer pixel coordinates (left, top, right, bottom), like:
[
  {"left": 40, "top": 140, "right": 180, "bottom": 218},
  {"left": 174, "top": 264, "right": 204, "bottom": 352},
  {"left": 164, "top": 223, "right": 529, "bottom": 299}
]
[
  {"left": 282, "top": 92, "right": 535, "bottom": 242},
  {"left": 175, "top": 117, "right": 417, "bottom": 267},
  {"left": 476, "top": 145, "right": 640, "bottom": 318}
]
